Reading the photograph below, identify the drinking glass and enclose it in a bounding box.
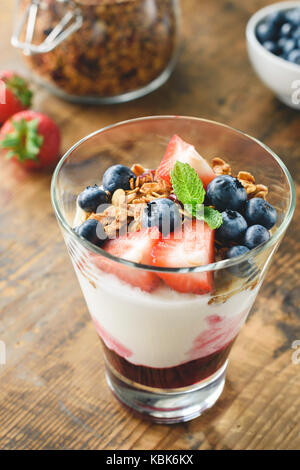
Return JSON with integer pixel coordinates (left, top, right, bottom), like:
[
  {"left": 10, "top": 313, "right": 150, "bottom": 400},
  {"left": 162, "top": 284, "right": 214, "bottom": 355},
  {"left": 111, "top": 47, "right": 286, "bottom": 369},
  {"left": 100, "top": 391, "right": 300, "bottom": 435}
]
[{"left": 51, "top": 116, "right": 295, "bottom": 423}]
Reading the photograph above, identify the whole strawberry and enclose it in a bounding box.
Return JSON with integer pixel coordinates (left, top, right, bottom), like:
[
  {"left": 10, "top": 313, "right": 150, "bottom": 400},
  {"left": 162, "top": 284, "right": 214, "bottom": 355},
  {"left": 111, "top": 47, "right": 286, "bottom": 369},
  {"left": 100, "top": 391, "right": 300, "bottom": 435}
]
[
  {"left": 0, "top": 110, "right": 60, "bottom": 170},
  {"left": 0, "top": 71, "right": 33, "bottom": 123}
]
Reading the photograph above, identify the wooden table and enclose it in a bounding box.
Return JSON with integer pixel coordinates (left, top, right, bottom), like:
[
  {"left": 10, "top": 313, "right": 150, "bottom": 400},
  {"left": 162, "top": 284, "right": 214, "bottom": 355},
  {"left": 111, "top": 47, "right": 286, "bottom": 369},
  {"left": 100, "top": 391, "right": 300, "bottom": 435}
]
[{"left": 0, "top": 0, "right": 299, "bottom": 450}]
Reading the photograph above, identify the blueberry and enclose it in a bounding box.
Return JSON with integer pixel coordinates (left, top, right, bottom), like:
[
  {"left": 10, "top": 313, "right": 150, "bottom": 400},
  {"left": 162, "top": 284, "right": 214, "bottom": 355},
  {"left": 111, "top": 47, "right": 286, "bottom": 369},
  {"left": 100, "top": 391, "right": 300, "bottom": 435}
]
[
  {"left": 78, "top": 184, "right": 109, "bottom": 213},
  {"left": 243, "top": 224, "right": 270, "bottom": 249},
  {"left": 227, "top": 245, "right": 249, "bottom": 258},
  {"left": 280, "top": 22, "right": 294, "bottom": 38},
  {"left": 267, "top": 11, "right": 286, "bottom": 28},
  {"left": 256, "top": 22, "right": 277, "bottom": 43},
  {"left": 206, "top": 175, "right": 247, "bottom": 212},
  {"left": 226, "top": 245, "right": 256, "bottom": 278},
  {"left": 74, "top": 219, "right": 107, "bottom": 247},
  {"left": 287, "top": 48, "right": 300, "bottom": 64},
  {"left": 285, "top": 8, "right": 300, "bottom": 26},
  {"left": 102, "top": 164, "right": 136, "bottom": 194},
  {"left": 215, "top": 210, "right": 248, "bottom": 243},
  {"left": 277, "top": 36, "right": 288, "bottom": 51},
  {"left": 244, "top": 198, "right": 277, "bottom": 229},
  {"left": 282, "top": 38, "right": 297, "bottom": 56},
  {"left": 263, "top": 40, "right": 280, "bottom": 55},
  {"left": 292, "top": 26, "right": 300, "bottom": 39},
  {"left": 142, "top": 198, "right": 181, "bottom": 236}
]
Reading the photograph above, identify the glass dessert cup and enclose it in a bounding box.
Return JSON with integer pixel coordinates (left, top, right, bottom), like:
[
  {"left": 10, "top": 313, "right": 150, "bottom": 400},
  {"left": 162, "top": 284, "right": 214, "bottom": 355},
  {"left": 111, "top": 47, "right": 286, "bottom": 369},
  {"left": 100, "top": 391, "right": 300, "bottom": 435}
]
[{"left": 51, "top": 116, "right": 295, "bottom": 423}]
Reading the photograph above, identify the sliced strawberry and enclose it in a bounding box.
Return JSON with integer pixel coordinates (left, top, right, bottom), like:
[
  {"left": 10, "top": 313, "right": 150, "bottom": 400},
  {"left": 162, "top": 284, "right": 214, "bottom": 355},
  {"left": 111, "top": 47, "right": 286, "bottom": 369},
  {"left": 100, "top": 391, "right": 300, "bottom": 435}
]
[
  {"left": 157, "top": 134, "right": 216, "bottom": 188},
  {"left": 152, "top": 220, "right": 215, "bottom": 294},
  {"left": 94, "top": 227, "right": 161, "bottom": 292}
]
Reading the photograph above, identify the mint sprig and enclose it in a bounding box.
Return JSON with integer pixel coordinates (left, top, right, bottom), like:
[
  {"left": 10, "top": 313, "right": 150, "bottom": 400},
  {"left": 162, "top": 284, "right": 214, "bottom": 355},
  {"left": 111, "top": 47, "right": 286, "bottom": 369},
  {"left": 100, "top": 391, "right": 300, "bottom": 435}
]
[
  {"left": 193, "top": 205, "right": 223, "bottom": 229},
  {"left": 170, "top": 161, "right": 223, "bottom": 230},
  {"left": 170, "top": 160, "right": 206, "bottom": 207}
]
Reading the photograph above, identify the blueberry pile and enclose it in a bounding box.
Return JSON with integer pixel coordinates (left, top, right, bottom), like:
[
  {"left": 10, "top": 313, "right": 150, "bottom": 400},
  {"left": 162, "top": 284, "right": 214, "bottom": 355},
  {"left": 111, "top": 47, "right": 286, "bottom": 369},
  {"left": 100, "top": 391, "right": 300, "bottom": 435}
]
[
  {"left": 256, "top": 8, "right": 300, "bottom": 64},
  {"left": 206, "top": 175, "right": 277, "bottom": 276},
  {"left": 74, "top": 164, "right": 135, "bottom": 246}
]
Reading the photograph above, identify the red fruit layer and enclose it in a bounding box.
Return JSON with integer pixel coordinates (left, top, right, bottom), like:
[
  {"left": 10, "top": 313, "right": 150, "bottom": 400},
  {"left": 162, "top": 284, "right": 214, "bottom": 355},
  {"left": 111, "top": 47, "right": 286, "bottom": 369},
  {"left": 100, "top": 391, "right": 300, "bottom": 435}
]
[
  {"left": 92, "top": 306, "right": 251, "bottom": 388},
  {"left": 101, "top": 339, "right": 235, "bottom": 389},
  {"left": 187, "top": 308, "right": 249, "bottom": 360},
  {"left": 93, "top": 318, "right": 133, "bottom": 359}
]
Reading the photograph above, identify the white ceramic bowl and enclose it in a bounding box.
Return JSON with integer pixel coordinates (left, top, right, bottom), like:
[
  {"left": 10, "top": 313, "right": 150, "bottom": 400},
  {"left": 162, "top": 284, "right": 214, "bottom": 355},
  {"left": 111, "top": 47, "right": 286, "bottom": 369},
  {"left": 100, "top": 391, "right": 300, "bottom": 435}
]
[{"left": 246, "top": 1, "right": 300, "bottom": 109}]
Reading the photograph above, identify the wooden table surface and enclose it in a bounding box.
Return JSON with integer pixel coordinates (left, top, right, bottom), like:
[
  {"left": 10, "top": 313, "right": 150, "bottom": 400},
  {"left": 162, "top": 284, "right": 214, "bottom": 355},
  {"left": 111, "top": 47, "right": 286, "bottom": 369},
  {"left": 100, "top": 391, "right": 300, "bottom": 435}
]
[{"left": 0, "top": 0, "right": 300, "bottom": 450}]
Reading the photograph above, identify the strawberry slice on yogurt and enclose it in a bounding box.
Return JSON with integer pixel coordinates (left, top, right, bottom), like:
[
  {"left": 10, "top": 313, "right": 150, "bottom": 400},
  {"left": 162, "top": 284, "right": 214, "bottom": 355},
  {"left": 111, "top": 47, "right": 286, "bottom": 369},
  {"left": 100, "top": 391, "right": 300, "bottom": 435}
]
[
  {"left": 95, "top": 227, "right": 161, "bottom": 292},
  {"left": 152, "top": 219, "right": 215, "bottom": 294},
  {"left": 157, "top": 134, "right": 216, "bottom": 188}
]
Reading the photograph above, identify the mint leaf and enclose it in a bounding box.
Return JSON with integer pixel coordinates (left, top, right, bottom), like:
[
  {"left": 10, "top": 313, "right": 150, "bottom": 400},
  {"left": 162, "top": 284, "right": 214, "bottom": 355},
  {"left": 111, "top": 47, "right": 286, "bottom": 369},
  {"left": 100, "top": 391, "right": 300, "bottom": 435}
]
[
  {"left": 202, "top": 206, "right": 223, "bottom": 229},
  {"left": 170, "top": 161, "right": 205, "bottom": 206},
  {"left": 192, "top": 206, "right": 223, "bottom": 230},
  {"left": 170, "top": 161, "right": 223, "bottom": 230}
]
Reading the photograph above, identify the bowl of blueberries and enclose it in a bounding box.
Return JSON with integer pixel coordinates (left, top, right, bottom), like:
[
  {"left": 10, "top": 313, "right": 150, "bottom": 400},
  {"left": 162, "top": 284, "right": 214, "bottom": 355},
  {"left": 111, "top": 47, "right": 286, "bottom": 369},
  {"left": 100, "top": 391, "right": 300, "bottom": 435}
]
[{"left": 246, "top": 1, "right": 300, "bottom": 109}]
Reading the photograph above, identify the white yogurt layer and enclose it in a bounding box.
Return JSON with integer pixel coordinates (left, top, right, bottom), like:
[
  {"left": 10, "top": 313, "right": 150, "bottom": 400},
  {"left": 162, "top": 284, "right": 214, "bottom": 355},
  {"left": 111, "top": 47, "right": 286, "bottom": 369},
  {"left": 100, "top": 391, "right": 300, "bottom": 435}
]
[{"left": 73, "top": 261, "right": 259, "bottom": 368}]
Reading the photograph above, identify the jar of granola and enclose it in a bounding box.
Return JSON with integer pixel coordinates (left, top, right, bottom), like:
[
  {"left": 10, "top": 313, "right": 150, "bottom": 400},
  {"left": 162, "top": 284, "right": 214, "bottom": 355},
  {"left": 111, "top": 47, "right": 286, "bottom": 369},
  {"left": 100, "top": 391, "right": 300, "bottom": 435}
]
[{"left": 12, "top": 0, "right": 180, "bottom": 104}]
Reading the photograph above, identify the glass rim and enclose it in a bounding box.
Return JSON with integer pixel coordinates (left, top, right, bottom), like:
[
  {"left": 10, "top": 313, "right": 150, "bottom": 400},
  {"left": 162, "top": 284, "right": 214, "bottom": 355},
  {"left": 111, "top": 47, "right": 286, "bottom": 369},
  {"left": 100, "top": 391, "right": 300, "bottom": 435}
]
[{"left": 50, "top": 115, "right": 296, "bottom": 274}]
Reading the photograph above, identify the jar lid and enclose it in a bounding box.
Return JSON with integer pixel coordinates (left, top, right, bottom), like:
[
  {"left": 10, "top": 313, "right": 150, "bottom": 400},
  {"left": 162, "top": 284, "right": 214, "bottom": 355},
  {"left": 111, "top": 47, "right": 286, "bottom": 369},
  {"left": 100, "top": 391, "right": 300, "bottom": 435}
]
[{"left": 11, "top": 0, "right": 83, "bottom": 55}]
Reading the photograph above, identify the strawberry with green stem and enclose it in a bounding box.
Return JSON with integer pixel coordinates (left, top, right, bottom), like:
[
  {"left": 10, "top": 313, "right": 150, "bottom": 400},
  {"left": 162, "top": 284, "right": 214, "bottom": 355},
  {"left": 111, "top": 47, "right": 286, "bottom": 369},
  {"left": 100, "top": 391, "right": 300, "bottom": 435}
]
[
  {"left": 0, "top": 110, "right": 60, "bottom": 170},
  {"left": 0, "top": 71, "right": 33, "bottom": 123}
]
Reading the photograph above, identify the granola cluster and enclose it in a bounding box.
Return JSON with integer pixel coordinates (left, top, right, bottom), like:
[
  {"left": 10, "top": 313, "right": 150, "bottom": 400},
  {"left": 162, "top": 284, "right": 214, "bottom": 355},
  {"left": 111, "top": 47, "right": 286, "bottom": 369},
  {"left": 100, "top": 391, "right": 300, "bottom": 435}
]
[
  {"left": 88, "top": 165, "right": 171, "bottom": 238},
  {"left": 211, "top": 158, "right": 268, "bottom": 199},
  {"left": 21, "top": 0, "right": 177, "bottom": 99}
]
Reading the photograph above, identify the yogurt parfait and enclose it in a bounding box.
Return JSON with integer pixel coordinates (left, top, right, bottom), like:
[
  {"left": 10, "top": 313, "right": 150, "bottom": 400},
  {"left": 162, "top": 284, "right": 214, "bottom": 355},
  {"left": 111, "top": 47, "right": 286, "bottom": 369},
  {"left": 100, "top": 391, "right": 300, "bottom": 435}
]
[{"left": 51, "top": 116, "right": 294, "bottom": 423}]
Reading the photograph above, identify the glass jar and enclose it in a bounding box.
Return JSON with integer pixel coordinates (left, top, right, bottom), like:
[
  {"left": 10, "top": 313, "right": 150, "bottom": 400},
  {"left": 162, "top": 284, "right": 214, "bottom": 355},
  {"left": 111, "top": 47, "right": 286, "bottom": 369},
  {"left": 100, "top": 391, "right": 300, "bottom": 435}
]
[{"left": 12, "top": 0, "right": 180, "bottom": 104}]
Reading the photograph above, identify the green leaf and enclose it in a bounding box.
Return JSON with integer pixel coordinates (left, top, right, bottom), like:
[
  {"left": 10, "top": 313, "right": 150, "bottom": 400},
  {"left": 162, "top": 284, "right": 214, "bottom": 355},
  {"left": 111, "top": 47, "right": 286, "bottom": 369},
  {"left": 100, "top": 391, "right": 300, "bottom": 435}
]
[
  {"left": 191, "top": 205, "right": 223, "bottom": 230},
  {"left": 203, "top": 206, "right": 223, "bottom": 230},
  {"left": 1, "top": 134, "right": 20, "bottom": 147},
  {"left": 5, "top": 150, "right": 17, "bottom": 160},
  {"left": 0, "top": 117, "right": 43, "bottom": 162},
  {"left": 170, "top": 161, "right": 223, "bottom": 230},
  {"left": 170, "top": 161, "right": 206, "bottom": 207},
  {"left": 6, "top": 75, "right": 33, "bottom": 107}
]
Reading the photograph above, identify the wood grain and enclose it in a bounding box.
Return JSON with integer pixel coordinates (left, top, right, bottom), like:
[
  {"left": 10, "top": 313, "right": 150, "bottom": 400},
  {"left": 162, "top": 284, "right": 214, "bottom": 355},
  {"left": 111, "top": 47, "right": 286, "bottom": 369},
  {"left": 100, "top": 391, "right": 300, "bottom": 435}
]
[{"left": 0, "top": 0, "right": 299, "bottom": 450}]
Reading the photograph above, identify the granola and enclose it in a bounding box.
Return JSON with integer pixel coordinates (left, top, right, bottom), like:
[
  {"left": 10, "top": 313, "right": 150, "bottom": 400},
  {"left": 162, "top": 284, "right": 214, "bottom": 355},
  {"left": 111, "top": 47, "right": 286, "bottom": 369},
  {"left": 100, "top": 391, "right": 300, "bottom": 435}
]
[
  {"left": 237, "top": 171, "right": 268, "bottom": 199},
  {"left": 88, "top": 168, "right": 171, "bottom": 237},
  {"left": 211, "top": 157, "right": 232, "bottom": 176},
  {"left": 211, "top": 158, "right": 268, "bottom": 200}
]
